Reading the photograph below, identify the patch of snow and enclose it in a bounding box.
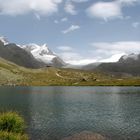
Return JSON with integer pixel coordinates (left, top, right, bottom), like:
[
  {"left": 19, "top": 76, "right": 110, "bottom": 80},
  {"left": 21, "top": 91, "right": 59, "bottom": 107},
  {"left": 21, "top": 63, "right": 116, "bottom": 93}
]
[
  {"left": 0, "top": 36, "right": 9, "bottom": 45},
  {"left": 21, "top": 43, "right": 57, "bottom": 64},
  {"left": 122, "top": 53, "right": 139, "bottom": 60}
]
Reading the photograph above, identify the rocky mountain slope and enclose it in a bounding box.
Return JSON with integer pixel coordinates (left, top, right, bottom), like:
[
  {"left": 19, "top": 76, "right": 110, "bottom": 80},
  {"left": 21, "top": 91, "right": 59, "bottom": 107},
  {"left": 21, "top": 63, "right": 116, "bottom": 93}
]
[
  {"left": 96, "top": 53, "right": 140, "bottom": 76},
  {"left": 21, "top": 43, "right": 66, "bottom": 67},
  {"left": 0, "top": 39, "right": 44, "bottom": 68},
  {"left": 0, "top": 37, "right": 66, "bottom": 68}
]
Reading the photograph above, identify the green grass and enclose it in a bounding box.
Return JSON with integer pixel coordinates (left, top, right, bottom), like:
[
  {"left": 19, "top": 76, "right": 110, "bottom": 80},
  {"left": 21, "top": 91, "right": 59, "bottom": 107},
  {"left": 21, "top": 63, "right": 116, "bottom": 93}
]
[
  {"left": 0, "top": 112, "right": 25, "bottom": 133},
  {"left": 0, "top": 131, "right": 28, "bottom": 140},
  {"left": 0, "top": 112, "right": 28, "bottom": 140},
  {"left": 0, "top": 57, "right": 140, "bottom": 86}
]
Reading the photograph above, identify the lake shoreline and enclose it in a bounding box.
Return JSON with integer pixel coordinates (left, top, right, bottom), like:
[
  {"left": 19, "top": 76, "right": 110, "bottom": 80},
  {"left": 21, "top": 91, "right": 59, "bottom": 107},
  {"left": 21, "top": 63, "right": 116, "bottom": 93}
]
[{"left": 0, "top": 84, "right": 140, "bottom": 87}]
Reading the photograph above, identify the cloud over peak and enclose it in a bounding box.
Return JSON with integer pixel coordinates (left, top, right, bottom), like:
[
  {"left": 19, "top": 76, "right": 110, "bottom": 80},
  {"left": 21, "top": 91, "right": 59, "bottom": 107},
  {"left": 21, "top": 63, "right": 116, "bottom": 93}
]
[{"left": 90, "top": 41, "right": 140, "bottom": 62}]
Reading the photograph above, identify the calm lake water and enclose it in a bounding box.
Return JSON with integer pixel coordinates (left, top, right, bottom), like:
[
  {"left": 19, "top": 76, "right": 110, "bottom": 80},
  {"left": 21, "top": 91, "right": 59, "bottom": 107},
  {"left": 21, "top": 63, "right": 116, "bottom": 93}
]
[{"left": 0, "top": 86, "right": 140, "bottom": 140}]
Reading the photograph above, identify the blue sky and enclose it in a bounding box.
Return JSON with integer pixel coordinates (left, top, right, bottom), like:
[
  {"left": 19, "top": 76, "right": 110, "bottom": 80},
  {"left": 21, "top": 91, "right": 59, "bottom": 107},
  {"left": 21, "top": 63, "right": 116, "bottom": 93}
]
[{"left": 0, "top": 0, "right": 140, "bottom": 65}]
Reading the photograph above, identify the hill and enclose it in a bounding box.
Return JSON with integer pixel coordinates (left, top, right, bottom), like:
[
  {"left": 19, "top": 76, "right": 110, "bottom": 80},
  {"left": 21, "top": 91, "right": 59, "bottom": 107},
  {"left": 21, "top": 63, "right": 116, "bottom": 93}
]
[
  {"left": 0, "top": 58, "right": 140, "bottom": 86},
  {"left": 96, "top": 53, "right": 140, "bottom": 76}
]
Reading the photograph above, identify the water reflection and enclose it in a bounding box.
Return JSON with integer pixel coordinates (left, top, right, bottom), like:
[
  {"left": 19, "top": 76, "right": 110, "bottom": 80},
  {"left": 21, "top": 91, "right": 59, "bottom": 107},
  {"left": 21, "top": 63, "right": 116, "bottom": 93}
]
[{"left": 0, "top": 86, "right": 140, "bottom": 140}]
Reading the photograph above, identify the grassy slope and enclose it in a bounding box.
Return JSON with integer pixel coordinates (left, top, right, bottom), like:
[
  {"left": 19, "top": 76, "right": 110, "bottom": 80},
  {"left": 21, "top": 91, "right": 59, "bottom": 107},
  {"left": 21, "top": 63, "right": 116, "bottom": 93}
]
[{"left": 0, "top": 58, "right": 140, "bottom": 86}]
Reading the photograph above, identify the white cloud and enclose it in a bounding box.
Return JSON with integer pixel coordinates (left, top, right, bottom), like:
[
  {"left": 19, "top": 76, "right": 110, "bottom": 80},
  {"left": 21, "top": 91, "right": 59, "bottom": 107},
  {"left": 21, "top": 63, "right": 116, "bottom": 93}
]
[
  {"left": 87, "top": 1, "right": 122, "bottom": 21},
  {"left": 62, "top": 25, "right": 80, "bottom": 34},
  {"left": 87, "top": 0, "right": 140, "bottom": 21},
  {"left": 64, "top": 1, "right": 77, "bottom": 15},
  {"left": 57, "top": 41, "right": 140, "bottom": 65},
  {"left": 57, "top": 46, "right": 73, "bottom": 51},
  {"left": 57, "top": 44, "right": 96, "bottom": 65},
  {"left": 100, "top": 53, "right": 125, "bottom": 62},
  {"left": 71, "top": 0, "right": 88, "bottom": 2},
  {"left": 132, "top": 22, "right": 140, "bottom": 28},
  {"left": 64, "top": 0, "right": 88, "bottom": 15},
  {"left": 91, "top": 42, "right": 140, "bottom": 53},
  {"left": 54, "top": 20, "right": 59, "bottom": 24},
  {"left": 54, "top": 17, "right": 68, "bottom": 24},
  {"left": 59, "top": 52, "right": 81, "bottom": 61},
  {"left": 67, "top": 59, "right": 96, "bottom": 65},
  {"left": 61, "top": 17, "right": 68, "bottom": 22},
  {"left": 0, "top": 0, "right": 62, "bottom": 16},
  {"left": 90, "top": 41, "right": 140, "bottom": 62},
  {"left": 59, "top": 52, "right": 96, "bottom": 65}
]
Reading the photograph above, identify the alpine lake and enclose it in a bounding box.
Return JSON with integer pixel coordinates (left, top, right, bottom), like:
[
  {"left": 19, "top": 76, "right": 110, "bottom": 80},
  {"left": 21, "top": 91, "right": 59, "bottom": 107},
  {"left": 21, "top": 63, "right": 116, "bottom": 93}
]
[{"left": 0, "top": 86, "right": 140, "bottom": 140}]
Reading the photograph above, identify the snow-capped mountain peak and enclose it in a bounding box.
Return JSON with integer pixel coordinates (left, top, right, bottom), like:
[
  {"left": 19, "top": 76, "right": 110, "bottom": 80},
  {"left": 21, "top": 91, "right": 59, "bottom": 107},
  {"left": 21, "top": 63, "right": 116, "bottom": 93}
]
[
  {"left": 119, "top": 53, "right": 140, "bottom": 64},
  {"left": 121, "top": 53, "right": 139, "bottom": 61},
  {"left": 39, "top": 44, "right": 54, "bottom": 56},
  {"left": 0, "top": 36, "right": 65, "bottom": 67},
  {"left": 21, "top": 43, "right": 65, "bottom": 67},
  {"left": 22, "top": 43, "right": 54, "bottom": 55},
  {"left": 0, "top": 36, "right": 9, "bottom": 45}
]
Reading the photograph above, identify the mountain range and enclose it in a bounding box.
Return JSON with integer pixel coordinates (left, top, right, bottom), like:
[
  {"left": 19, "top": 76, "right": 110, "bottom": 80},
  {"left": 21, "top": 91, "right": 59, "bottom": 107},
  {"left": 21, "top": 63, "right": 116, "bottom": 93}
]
[
  {"left": 0, "top": 37, "right": 65, "bottom": 68},
  {"left": 1, "top": 56, "right": 140, "bottom": 86},
  {"left": 96, "top": 53, "right": 140, "bottom": 76},
  {"left": 0, "top": 36, "right": 140, "bottom": 76}
]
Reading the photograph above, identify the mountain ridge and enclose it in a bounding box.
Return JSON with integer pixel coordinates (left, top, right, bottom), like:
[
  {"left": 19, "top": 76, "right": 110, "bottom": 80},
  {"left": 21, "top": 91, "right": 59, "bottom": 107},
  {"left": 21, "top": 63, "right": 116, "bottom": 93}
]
[
  {"left": 0, "top": 39, "right": 45, "bottom": 68},
  {"left": 0, "top": 37, "right": 66, "bottom": 68},
  {"left": 21, "top": 43, "right": 66, "bottom": 67},
  {"left": 0, "top": 36, "right": 140, "bottom": 76},
  {"left": 96, "top": 53, "right": 140, "bottom": 76}
]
